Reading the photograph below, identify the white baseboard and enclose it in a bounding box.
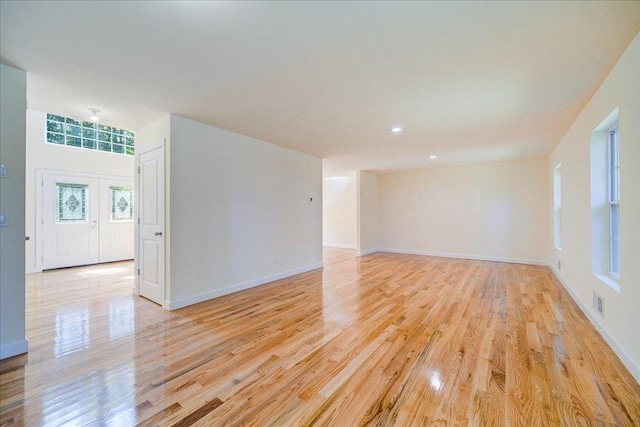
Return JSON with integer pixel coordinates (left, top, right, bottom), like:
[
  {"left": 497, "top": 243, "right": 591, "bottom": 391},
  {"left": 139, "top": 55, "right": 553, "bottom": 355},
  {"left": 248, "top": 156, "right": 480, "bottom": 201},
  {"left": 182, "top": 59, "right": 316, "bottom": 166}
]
[
  {"left": 548, "top": 266, "right": 640, "bottom": 384},
  {"left": 323, "top": 243, "right": 356, "bottom": 250},
  {"left": 356, "top": 248, "right": 379, "bottom": 257},
  {"left": 25, "top": 267, "right": 40, "bottom": 274},
  {"left": 167, "top": 262, "right": 324, "bottom": 310},
  {"left": 0, "top": 338, "right": 28, "bottom": 360},
  {"left": 378, "top": 248, "right": 548, "bottom": 266}
]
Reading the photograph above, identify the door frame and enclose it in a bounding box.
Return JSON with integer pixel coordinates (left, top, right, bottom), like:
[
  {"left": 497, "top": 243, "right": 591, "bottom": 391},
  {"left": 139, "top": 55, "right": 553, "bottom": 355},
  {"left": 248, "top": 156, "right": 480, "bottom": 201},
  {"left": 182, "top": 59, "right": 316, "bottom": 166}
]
[
  {"left": 134, "top": 139, "right": 166, "bottom": 308},
  {"left": 35, "top": 168, "right": 134, "bottom": 273}
]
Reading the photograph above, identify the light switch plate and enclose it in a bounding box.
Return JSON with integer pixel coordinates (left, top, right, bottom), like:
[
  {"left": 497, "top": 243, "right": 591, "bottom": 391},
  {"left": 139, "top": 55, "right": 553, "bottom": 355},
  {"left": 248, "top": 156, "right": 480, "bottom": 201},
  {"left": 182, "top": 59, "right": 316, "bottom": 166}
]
[
  {"left": 0, "top": 212, "right": 7, "bottom": 227},
  {"left": 0, "top": 164, "right": 9, "bottom": 178}
]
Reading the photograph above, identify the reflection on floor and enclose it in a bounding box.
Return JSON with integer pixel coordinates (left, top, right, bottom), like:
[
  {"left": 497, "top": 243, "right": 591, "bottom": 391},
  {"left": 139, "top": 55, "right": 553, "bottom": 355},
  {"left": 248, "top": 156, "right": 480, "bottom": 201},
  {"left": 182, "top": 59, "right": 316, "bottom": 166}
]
[
  {"left": 1, "top": 250, "right": 639, "bottom": 426},
  {"left": 2, "top": 261, "right": 144, "bottom": 426}
]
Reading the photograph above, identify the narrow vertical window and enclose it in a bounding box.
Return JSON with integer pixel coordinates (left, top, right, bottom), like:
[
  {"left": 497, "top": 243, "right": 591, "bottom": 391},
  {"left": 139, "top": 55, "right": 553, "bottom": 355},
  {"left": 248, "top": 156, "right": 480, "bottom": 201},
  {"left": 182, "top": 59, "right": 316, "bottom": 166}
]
[
  {"left": 110, "top": 186, "right": 134, "bottom": 222},
  {"left": 609, "top": 127, "right": 620, "bottom": 276},
  {"left": 590, "top": 109, "right": 620, "bottom": 291},
  {"left": 553, "top": 163, "right": 562, "bottom": 250}
]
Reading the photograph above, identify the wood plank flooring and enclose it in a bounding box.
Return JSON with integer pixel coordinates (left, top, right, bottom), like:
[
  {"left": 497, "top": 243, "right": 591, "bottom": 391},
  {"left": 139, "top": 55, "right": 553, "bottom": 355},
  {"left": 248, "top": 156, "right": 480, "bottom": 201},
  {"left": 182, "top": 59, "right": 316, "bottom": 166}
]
[{"left": 1, "top": 248, "right": 639, "bottom": 426}]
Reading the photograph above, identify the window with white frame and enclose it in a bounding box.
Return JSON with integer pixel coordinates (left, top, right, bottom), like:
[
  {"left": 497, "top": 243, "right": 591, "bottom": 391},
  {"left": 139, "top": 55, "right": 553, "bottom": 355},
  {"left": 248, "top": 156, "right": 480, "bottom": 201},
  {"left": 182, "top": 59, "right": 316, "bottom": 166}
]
[
  {"left": 608, "top": 126, "right": 620, "bottom": 276},
  {"left": 590, "top": 109, "right": 619, "bottom": 291},
  {"left": 46, "top": 113, "right": 135, "bottom": 155},
  {"left": 553, "top": 163, "right": 562, "bottom": 250}
]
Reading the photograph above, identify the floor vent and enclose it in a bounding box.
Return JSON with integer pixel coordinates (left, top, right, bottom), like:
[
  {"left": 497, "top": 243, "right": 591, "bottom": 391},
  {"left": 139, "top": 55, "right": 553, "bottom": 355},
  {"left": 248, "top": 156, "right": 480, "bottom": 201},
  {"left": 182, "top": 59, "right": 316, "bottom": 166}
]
[{"left": 593, "top": 291, "right": 604, "bottom": 318}]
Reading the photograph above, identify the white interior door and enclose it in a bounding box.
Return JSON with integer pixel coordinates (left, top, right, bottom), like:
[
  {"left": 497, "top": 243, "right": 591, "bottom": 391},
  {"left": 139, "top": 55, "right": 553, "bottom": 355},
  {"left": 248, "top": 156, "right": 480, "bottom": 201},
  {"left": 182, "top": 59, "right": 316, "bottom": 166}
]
[
  {"left": 42, "top": 174, "right": 100, "bottom": 269},
  {"left": 99, "top": 178, "right": 135, "bottom": 263},
  {"left": 138, "top": 147, "right": 165, "bottom": 305}
]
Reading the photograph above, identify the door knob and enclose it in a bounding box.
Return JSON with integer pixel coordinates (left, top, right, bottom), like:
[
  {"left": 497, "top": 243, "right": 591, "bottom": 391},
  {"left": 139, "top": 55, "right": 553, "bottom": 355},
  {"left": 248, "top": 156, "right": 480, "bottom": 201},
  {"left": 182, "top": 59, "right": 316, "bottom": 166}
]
[{"left": 155, "top": 232, "right": 163, "bottom": 236}]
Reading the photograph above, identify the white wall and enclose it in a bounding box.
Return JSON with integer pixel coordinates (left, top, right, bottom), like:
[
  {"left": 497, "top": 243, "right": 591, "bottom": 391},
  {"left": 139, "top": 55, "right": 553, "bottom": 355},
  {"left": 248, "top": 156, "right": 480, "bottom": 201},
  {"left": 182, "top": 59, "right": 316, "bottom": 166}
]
[
  {"left": 167, "top": 115, "right": 322, "bottom": 309},
  {"left": 548, "top": 33, "right": 640, "bottom": 381},
  {"left": 356, "top": 170, "right": 379, "bottom": 256},
  {"left": 323, "top": 170, "right": 356, "bottom": 249},
  {"left": 0, "top": 64, "right": 27, "bottom": 359},
  {"left": 134, "top": 114, "right": 170, "bottom": 152},
  {"left": 379, "top": 158, "right": 548, "bottom": 264},
  {"left": 25, "top": 110, "right": 134, "bottom": 272}
]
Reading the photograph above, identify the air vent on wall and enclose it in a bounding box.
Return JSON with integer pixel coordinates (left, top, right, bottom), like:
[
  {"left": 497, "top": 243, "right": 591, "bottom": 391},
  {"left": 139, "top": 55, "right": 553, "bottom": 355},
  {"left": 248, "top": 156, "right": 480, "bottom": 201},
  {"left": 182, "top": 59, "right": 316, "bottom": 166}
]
[{"left": 593, "top": 291, "right": 604, "bottom": 318}]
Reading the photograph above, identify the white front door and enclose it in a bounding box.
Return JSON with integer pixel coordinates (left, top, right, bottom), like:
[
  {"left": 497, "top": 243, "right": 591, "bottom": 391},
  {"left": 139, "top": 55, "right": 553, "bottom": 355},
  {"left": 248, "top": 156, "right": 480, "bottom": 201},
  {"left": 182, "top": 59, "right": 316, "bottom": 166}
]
[
  {"left": 138, "top": 146, "right": 165, "bottom": 305},
  {"left": 42, "top": 174, "right": 100, "bottom": 269},
  {"left": 99, "top": 178, "right": 135, "bottom": 263}
]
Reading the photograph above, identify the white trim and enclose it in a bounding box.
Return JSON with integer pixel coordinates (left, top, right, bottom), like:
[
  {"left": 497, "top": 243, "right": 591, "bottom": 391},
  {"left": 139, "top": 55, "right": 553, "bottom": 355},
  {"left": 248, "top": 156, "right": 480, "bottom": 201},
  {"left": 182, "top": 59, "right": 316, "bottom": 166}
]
[
  {"left": 549, "top": 266, "right": 640, "bottom": 383},
  {"left": 356, "top": 248, "right": 379, "bottom": 257},
  {"left": 323, "top": 243, "right": 356, "bottom": 250},
  {"left": 43, "top": 137, "right": 133, "bottom": 158},
  {"left": 25, "top": 267, "right": 39, "bottom": 274},
  {"left": 35, "top": 169, "right": 43, "bottom": 272},
  {"left": 35, "top": 168, "right": 134, "bottom": 183},
  {"left": 0, "top": 338, "right": 28, "bottom": 360},
  {"left": 166, "top": 262, "right": 324, "bottom": 310},
  {"left": 593, "top": 273, "right": 621, "bottom": 293},
  {"left": 134, "top": 151, "right": 140, "bottom": 298},
  {"left": 378, "top": 248, "right": 548, "bottom": 266}
]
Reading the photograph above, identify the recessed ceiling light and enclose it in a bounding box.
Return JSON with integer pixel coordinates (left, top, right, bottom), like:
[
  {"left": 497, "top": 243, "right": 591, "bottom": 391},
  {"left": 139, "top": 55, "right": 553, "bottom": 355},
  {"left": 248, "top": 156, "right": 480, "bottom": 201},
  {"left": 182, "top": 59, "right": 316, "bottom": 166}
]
[
  {"left": 429, "top": 155, "right": 438, "bottom": 159},
  {"left": 390, "top": 127, "right": 402, "bottom": 133}
]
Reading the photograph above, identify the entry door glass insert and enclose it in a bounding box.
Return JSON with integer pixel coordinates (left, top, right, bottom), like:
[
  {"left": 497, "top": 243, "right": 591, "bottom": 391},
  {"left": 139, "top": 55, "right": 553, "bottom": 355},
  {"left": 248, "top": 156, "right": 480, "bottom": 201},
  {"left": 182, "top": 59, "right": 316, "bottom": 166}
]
[
  {"left": 110, "top": 186, "right": 134, "bottom": 222},
  {"left": 56, "top": 183, "right": 89, "bottom": 223}
]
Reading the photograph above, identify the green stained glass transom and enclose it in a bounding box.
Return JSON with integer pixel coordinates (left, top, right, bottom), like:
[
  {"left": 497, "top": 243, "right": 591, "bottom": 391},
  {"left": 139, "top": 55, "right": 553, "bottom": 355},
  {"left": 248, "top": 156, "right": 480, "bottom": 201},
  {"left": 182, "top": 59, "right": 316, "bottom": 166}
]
[
  {"left": 46, "top": 113, "right": 135, "bottom": 156},
  {"left": 110, "top": 186, "right": 134, "bottom": 221},
  {"left": 56, "top": 183, "right": 88, "bottom": 224}
]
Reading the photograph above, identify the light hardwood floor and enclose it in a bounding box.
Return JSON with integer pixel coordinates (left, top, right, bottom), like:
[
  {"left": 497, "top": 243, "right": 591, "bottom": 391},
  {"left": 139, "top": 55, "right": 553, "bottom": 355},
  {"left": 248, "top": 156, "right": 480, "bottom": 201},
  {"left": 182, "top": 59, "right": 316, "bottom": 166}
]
[{"left": 1, "top": 248, "right": 639, "bottom": 426}]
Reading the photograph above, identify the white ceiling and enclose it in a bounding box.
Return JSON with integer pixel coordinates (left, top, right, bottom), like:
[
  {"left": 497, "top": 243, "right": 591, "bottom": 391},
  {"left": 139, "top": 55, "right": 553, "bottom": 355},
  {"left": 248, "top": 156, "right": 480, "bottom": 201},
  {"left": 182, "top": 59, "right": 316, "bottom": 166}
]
[{"left": 1, "top": 1, "right": 638, "bottom": 172}]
